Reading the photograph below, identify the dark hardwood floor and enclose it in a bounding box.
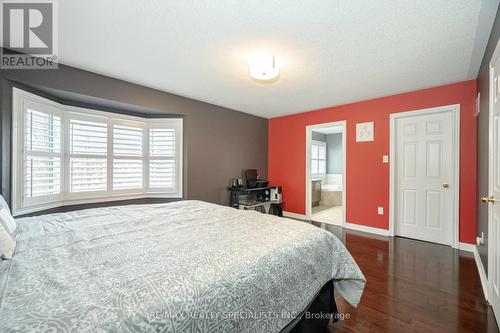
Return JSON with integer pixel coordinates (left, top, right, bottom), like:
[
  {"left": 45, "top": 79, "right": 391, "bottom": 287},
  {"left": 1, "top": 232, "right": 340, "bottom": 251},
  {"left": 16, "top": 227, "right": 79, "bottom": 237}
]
[{"left": 310, "top": 221, "right": 499, "bottom": 333}]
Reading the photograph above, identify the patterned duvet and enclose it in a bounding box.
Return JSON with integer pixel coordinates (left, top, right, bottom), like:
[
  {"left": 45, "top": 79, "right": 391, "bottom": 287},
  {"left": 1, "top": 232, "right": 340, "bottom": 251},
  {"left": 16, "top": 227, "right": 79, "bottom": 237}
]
[{"left": 0, "top": 200, "right": 365, "bottom": 332}]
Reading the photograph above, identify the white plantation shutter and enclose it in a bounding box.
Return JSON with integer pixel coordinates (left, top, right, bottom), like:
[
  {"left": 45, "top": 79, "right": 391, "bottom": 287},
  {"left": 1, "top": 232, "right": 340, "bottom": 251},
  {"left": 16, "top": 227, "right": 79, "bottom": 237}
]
[
  {"left": 25, "top": 109, "right": 61, "bottom": 152},
  {"left": 70, "top": 158, "right": 107, "bottom": 192},
  {"left": 12, "top": 88, "right": 183, "bottom": 215},
  {"left": 150, "top": 128, "right": 175, "bottom": 157},
  {"left": 69, "top": 117, "right": 108, "bottom": 192},
  {"left": 312, "top": 145, "right": 318, "bottom": 160},
  {"left": 25, "top": 156, "right": 61, "bottom": 197},
  {"left": 70, "top": 119, "right": 107, "bottom": 155},
  {"left": 113, "top": 159, "right": 143, "bottom": 189},
  {"left": 311, "top": 141, "right": 326, "bottom": 176},
  {"left": 113, "top": 123, "right": 144, "bottom": 190},
  {"left": 149, "top": 128, "right": 176, "bottom": 189},
  {"left": 113, "top": 125, "right": 143, "bottom": 156},
  {"left": 150, "top": 160, "right": 175, "bottom": 188},
  {"left": 311, "top": 159, "right": 318, "bottom": 175},
  {"left": 24, "top": 107, "right": 62, "bottom": 199},
  {"left": 318, "top": 145, "right": 326, "bottom": 174},
  {"left": 318, "top": 145, "right": 326, "bottom": 160}
]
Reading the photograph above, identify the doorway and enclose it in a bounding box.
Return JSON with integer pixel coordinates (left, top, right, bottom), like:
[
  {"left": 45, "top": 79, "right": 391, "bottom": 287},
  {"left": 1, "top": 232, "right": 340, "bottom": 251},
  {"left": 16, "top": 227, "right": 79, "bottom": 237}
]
[
  {"left": 389, "top": 105, "right": 460, "bottom": 247},
  {"left": 305, "top": 121, "right": 346, "bottom": 226}
]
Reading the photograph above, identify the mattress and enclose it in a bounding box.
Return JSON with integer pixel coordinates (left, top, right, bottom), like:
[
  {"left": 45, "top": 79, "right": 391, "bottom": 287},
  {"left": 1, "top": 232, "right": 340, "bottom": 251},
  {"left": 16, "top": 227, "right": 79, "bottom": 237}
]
[{"left": 0, "top": 200, "right": 365, "bottom": 332}]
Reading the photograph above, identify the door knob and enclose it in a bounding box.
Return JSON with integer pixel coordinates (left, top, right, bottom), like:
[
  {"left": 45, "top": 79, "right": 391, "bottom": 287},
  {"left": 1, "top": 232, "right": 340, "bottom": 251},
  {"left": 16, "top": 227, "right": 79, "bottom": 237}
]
[
  {"left": 442, "top": 182, "right": 449, "bottom": 188},
  {"left": 482, "top": 196, "right": 497, "bottom": 204}
]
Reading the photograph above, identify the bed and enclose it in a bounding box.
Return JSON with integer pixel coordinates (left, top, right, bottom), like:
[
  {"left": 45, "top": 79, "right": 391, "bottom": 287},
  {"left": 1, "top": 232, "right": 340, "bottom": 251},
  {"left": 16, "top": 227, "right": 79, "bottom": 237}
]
[{"left": 0, "top": 200, "right": 365, "bottom": 332}]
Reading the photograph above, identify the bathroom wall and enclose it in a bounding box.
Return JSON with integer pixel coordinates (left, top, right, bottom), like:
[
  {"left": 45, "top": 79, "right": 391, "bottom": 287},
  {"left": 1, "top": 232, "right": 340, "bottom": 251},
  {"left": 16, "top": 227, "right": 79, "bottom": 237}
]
[
  {"left": 327, "top": 133, "right": 343, "bottom": 174},
  {"left": 312, "top": 132, "right": 327, "bottom": 142}
]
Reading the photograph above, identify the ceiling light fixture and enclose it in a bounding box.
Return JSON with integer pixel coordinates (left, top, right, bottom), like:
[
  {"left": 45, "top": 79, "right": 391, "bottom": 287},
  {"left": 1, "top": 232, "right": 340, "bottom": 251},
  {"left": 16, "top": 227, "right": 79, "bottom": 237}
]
[{"left": 248, "top": 54, "right": 280, "bottom": 82}]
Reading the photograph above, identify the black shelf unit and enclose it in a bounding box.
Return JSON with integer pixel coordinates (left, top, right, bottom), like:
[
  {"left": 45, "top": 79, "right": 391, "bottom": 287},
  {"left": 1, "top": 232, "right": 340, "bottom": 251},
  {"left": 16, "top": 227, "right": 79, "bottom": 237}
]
[{"left": 228, "top": 186, "right": 283, "bottom": 217}]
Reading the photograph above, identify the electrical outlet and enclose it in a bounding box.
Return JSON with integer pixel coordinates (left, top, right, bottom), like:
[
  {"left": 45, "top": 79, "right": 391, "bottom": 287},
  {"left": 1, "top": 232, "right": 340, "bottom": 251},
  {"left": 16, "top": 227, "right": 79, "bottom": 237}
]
[
  {"left": 377, "top": 207, "right": 384, "bottom": 215},
  {"left": 383, "top": 155, "right": 389, "bottom": 163}
]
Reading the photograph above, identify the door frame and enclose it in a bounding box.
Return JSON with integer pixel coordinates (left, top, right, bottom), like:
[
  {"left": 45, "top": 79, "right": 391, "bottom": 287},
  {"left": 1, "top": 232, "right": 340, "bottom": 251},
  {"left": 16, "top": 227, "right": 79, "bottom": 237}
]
[
  {"left": 487, "top": 35, "right": 500, "bottom": 307},
  {"left": 389, "top": 104, "right": 460, "bottom": 248},
  {"left": 305, "top": 120, "right": 346, "bottom": 227}
]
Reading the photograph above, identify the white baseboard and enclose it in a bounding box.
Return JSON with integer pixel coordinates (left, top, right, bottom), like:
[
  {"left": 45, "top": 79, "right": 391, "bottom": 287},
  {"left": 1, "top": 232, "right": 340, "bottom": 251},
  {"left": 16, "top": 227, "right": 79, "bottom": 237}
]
[
  {"left": 473, "top": 245, "right": 489, "bottom": 301},
  {"left": 344, "top": 222, "right": 390, "bottom": 236},
  {"left": 458, "top": 242, "right": 475, "bottom": 253},
  {"left": 283, "top": 211, "right": 307, "bottom": 220}
]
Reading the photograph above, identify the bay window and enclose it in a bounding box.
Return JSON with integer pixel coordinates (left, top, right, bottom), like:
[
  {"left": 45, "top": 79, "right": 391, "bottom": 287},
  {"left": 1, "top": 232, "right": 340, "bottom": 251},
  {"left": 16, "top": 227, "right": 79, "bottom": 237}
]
[{"left": 12, "top": 88, "right": 183, "bottom": 216}]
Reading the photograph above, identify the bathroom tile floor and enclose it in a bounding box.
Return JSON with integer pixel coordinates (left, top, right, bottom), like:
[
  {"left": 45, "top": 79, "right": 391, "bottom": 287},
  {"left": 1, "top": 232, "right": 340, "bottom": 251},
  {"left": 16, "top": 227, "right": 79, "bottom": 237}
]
[{"left": 311, "top": 205, "right": 343, "bottom": 225}]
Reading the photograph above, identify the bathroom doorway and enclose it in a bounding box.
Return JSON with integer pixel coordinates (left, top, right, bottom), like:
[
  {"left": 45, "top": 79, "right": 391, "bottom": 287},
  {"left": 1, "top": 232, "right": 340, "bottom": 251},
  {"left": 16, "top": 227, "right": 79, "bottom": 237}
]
[{"left": 305, "top": 121, "right": 346, "bottom": 226}]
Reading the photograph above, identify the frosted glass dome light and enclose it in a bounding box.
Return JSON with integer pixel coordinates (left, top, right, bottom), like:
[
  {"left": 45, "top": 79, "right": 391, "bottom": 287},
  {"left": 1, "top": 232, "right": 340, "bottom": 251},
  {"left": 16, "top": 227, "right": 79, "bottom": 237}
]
[{"left": 248, "top": 54, "right": 280, "bottom": 82}]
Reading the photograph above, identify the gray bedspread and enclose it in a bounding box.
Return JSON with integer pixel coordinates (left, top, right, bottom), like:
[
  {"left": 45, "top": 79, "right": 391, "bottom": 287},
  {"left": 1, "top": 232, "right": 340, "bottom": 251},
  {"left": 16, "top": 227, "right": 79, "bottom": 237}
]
[{"left": 0, "top": 200, "right": 365, "bottom": 333}]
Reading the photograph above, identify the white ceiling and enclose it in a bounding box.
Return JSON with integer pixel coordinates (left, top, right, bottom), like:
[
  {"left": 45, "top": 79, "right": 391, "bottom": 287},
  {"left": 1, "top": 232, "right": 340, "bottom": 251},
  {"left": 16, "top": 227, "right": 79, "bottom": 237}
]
[{"left": 58, "top": 0, "right": 498, "bottom": 119}]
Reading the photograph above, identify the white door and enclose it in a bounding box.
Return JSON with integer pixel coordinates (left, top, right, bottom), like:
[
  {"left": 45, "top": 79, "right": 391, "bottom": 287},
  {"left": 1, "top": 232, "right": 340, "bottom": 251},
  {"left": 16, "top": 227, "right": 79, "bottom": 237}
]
[
  {"left": 487, "top": 46, "right": 500, "bottom": 326},
  {"left": 394, "top": 109, "right": 457, "bottom": 246}
]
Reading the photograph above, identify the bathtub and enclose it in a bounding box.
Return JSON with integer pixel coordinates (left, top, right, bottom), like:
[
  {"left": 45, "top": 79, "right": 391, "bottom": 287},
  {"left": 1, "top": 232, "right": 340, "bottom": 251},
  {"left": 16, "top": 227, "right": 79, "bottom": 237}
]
[
  {"left": 321, "top": 183, "right": 342, "bottom": 206},
  {"left": 321, "top": 184, "right": 342, "bottom": 191}
]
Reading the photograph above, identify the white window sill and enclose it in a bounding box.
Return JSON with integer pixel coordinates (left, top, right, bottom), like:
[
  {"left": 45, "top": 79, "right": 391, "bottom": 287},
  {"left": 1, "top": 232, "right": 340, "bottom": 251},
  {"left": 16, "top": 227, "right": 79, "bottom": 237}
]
[{"left": 13, "top": 192, "right": 183, "bottom": 217}]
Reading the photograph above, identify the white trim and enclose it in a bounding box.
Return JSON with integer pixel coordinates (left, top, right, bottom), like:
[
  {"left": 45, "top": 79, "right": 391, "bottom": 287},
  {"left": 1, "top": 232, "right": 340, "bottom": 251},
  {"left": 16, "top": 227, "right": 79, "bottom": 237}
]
[
  {"left": 13, "top": 192, "right": 175, "bottom": 216},
  {"left": 459, "top": 243, "right": 489, "bottom": 301},
  {"left": 389, "top": 104, "right": 460, "bottom": 248},
  {"left": 286, "top": 209, "right": 391, "bottom": 237},
  {"left": 12, "top": 88, "right": 183, "bottom": 216},
  {"left": 473, "top": 245, "right": 490, "bottom": 301},
  {"left": 305, "top": 121, "right": 346, "bottom": 228},
  {"left": 283, "top": 211, "right": 307, "bottom": 220},
  {"left": 345, "top": 222, "right": 390, "bottom": 236},
  {"left": 458, "top": 242, "right": 475, "bottom": 253}
]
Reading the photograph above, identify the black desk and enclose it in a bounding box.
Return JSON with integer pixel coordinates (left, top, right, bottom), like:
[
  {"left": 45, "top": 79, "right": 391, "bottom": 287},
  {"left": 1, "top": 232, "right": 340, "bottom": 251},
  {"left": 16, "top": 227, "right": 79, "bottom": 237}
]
[{"left": 228, "top": 186, "right": 283, "bottom": 217}]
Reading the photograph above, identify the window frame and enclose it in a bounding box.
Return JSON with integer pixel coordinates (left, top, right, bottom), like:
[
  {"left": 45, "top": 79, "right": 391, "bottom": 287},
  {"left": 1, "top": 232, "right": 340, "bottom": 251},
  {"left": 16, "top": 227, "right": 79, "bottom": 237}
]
[
  {"left": 147, "top": 127, "right": 178, "bottom": 192},
  {"left": 12, "top": 88, "right": 183, "bottom": 216},
  {"left": 311, "top": 140, "right": 327, "bottom": 178},
  {"left": 111, "top": 118, "right": 146, "bottom": 194},
  {"left": 21, "top": 99, "right": 64, "bottom": 207},
  {"left": 66, "top": 111, "right": 109, "bottom": 199}
]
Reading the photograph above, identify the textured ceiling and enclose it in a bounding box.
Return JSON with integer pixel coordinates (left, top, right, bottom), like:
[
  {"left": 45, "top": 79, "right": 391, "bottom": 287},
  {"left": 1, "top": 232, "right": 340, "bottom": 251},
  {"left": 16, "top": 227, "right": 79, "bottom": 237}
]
[{"left": 58, "top": 0, "right": 497, "bottom": 118}]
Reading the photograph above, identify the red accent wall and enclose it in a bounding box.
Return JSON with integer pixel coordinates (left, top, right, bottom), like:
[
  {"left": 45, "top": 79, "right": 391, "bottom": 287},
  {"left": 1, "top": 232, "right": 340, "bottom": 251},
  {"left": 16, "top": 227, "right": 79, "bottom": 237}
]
[{"left": 268, "top": 80, "right": 477, "bottom": 244}]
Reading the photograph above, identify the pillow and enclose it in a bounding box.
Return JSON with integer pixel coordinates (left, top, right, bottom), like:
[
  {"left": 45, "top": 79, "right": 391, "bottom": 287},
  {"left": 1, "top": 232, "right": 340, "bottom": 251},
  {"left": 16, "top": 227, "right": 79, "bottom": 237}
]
[{"left": 0, "top": 195, "right": 16, "bottom": 259}]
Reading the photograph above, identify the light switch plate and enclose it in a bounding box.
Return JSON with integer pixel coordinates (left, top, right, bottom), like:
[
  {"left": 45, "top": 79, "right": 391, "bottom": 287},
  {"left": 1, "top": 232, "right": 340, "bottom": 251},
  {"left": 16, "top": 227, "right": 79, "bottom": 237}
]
[
  {"left": 383, "top": 155, "right": 389, "bottom": 163},
  {"left": 378, "top": 207, "right": 384, "bottom": 215}
]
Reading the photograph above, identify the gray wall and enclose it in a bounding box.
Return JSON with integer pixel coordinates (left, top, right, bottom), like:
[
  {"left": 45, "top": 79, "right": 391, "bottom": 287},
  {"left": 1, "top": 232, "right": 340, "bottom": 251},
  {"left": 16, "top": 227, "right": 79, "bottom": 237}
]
[
  {"left": 327, "top": 133, "right": 343, "bottom": 174},
  {"left": 312, "top": 132, "right": 326, "bottom": 142},
  {"left": 0, "top": 57, "right": 268, "bottom": 214},
  {"left": 477, "top": 6, "right": 500, "bottom": 272}
]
